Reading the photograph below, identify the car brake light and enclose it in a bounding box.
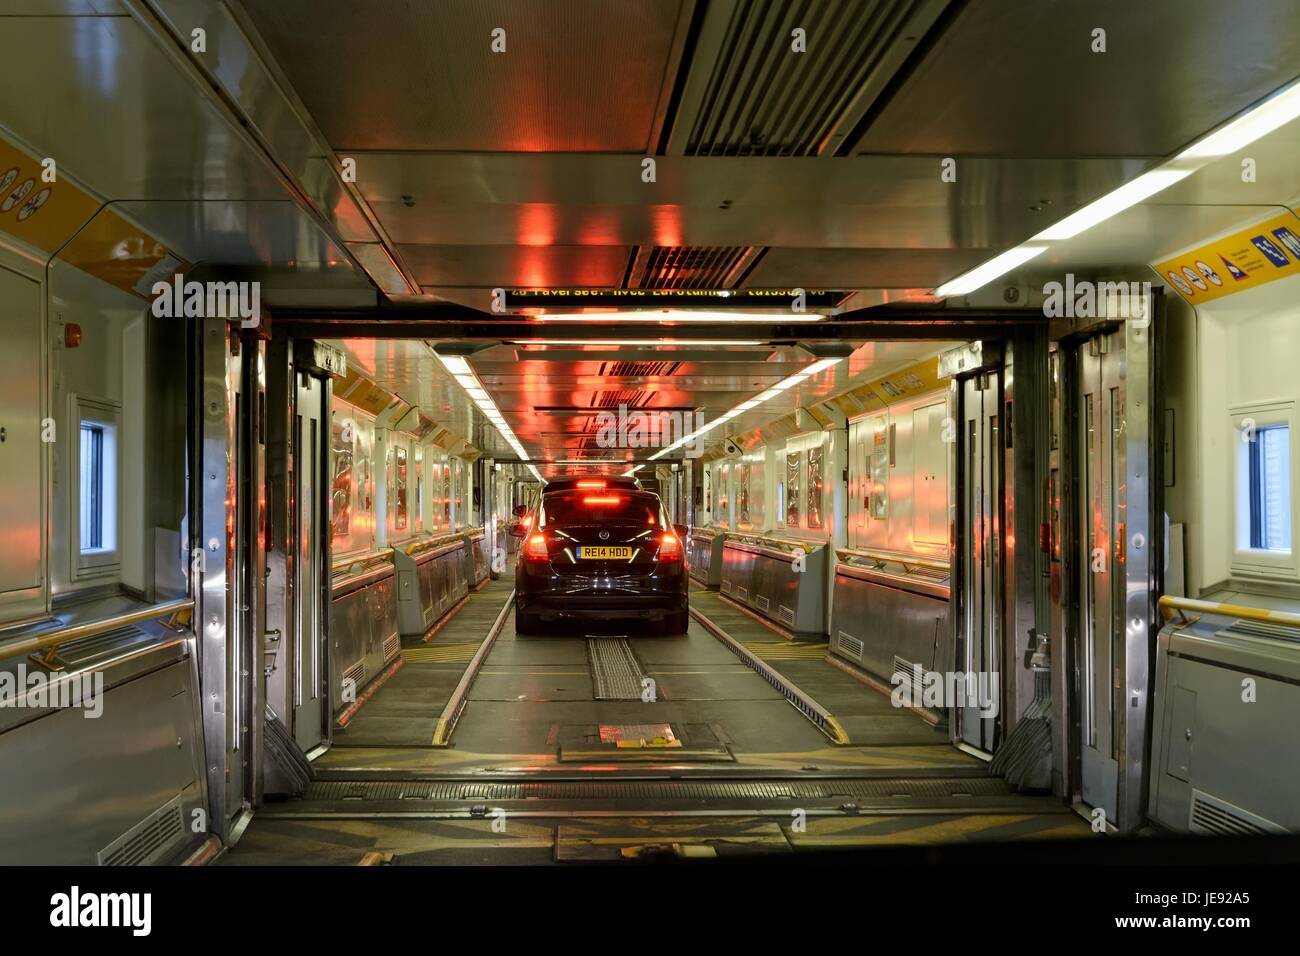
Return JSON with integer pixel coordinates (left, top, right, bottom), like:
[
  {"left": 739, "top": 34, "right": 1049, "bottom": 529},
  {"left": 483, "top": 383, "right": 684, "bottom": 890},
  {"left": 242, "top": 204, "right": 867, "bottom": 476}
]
[
  {"left": 577, "top": 480, "right": 606, "bottom": 489},
  {"left": 583, "top": 496, "right": 622, "bottom": 505},
  {"left": 525, "top": 534, "right": 549, "bottom": 559},
  {"left": 658, "top": 532, "right": 682, "bottom": 561}
]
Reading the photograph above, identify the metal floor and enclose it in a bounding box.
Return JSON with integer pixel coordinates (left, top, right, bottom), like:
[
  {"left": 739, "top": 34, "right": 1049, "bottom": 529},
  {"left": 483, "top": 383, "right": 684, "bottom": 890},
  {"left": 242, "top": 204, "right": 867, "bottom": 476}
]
[{"left": 226, "top": 580, "right": 1086, "bottom": 863}]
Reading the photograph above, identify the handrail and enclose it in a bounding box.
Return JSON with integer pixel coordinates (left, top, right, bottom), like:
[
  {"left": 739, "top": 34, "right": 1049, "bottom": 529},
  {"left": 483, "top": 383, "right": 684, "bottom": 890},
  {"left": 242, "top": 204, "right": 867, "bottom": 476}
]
[
  {"left": 3, "top": 597, "right": 195, "bottom": 671},
  {"left": 836, "top": 545, "right": 950, "bottom": 575},
  {"left": 725, "top": 531, "right": 821, "bottom": 554},
  {"left": 1158, "top": 595, "right": 1300, "bottom": 629},
  {"left": 330, "top": 547, "right": 393, "bottom": 575},
  {"left": 401, "top": 532, "right": 464, "bottom": 557}
]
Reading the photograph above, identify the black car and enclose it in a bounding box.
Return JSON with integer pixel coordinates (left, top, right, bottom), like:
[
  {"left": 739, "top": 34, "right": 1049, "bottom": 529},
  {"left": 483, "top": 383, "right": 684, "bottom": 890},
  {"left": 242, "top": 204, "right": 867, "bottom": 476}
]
[{"left": 513, "top": 482, "right": 688, "bottom": 634}]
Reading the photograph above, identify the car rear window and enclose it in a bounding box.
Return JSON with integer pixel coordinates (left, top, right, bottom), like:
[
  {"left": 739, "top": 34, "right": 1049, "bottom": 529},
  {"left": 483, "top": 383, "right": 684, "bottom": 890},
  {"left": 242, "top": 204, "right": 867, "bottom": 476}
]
[{"left": 541, "top": 492, "right": 660, "bottom": 526}]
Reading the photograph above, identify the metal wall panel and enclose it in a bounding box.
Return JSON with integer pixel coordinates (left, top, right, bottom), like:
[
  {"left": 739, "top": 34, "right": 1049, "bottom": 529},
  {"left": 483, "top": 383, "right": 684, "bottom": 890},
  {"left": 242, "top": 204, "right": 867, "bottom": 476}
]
[
  {"left": 0, "top": 266, "right": 43, "bottom": 611},
  {"left": 1149, "top": 620, "right": 1300, "bottom": 833},
  {"left": 831, "top": 565, "right": 951, "bottom": 684},
  {"left": 0, "top": 650, "right": 207, "bottom": 865}
]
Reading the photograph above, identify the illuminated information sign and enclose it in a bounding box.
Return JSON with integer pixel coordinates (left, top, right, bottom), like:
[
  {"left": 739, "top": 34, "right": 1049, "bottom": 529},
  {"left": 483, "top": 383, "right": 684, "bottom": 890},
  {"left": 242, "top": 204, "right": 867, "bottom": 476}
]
[{"left": 504, "top": 288, "right": 848, "bottom": 310}]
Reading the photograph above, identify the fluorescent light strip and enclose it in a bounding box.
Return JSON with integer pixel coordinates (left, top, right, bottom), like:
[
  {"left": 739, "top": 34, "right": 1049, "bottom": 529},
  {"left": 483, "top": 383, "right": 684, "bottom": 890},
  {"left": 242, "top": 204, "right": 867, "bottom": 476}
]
[
  {"left": 935, "top": 78, "right": 1300, "bottom": 300},
  {"left": 1178, "top": 77, "right": 1300, "bottom": 160},
  {"left": 517, "top": 339, "right": 763, "bottom": 347},
  {"left": 1031, "top": 169, "right": 1192, "bottom": 242},
  {"left": 533, "top": 311, "right": 824, "bottom": 324},
  {"left": 434, "top": 351, "right": 537, "bottom": 466},
  {"left": 646, "top": 357, "right": 842, "bottom": 461},
  {"left": 934, "top": 246, "right": 1047, "bottom": 298}
]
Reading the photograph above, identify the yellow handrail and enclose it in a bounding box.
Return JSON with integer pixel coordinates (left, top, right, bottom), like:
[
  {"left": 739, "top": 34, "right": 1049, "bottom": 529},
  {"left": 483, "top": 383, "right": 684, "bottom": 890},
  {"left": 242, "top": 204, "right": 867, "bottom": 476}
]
[
  {"left": 1158, "top": 594, "right": 1300, "bottom": 629},
  {"left": 330, "top": 547, "right": 393, "bottom": 575},
  {"left": 836, "top": 546, "right": 950, "bottom": 574},
  {"left": 3, "top": 597, "right": 195, "bottom": 670}
]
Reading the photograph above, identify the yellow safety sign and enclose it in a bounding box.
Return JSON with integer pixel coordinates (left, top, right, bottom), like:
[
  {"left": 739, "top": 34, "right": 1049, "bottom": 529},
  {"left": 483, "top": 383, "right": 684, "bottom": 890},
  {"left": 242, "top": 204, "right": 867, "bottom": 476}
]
[
  {"left": 0, "top": 135, "right": 188, "bottom": 298},
  {"left": 1152, "top": 211, "right": 1300, "bottom": 304}
]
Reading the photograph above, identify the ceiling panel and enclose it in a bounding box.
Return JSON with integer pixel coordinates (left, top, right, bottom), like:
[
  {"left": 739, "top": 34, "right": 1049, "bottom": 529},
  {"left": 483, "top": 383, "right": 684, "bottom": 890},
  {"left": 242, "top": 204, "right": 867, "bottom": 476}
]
[
  {"left": 399, "top": 244, "right": 631, "bottom": 289},
  {"left": 0, "top": 15, "right": 288, "bottom": 202},
  {"left": 854, "top": 0, "right": 1300, "bottom": 157},
  {"left": 111, "top": 200, "right": 355, "bottom": 270},
  {"left": 1025, "top": 202, "right": 1289, "bottom": 280},
  {"left": 748, "top": 247, "right": 990, "bottom": 288},
  {"left": 353, "top": 153, "right": 1151, "bottom": 210},
  {"left": 240, "top": 0, "right": 687, "bottom": 152}
]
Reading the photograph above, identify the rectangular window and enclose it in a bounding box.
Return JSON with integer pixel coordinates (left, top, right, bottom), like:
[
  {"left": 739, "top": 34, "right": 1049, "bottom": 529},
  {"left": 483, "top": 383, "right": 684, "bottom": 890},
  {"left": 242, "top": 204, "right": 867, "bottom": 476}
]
[
  {"left": 1248, "top": 425, "right": 1291, "bottom": 553},
  {"left": 394, "top": 445, "right": 408, "bottom": 531},
  {"left": 807, "top": 445, "right": 824, "bottom": 530},
  {"left": 1232, "top": 402, "right": 1296, "bottom": 578},
  {"left": 79, "top": 423, "right": 111, "bottom": 552},
  {"left": 72, "top": 395, "right": 121, "bottom": 579}
]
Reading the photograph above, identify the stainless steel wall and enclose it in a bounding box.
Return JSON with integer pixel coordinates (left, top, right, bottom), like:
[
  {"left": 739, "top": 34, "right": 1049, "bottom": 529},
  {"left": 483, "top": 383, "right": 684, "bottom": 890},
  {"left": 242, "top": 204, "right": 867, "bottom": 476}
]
[
  {"left": 0, "top": 638, "right": 207, "bottom": 865},
  {"left": 330, "top": 565, "right": 400, "bottom": 718},
  {"left": 846, "top": 390, "right": 950, "bottom": 558}
]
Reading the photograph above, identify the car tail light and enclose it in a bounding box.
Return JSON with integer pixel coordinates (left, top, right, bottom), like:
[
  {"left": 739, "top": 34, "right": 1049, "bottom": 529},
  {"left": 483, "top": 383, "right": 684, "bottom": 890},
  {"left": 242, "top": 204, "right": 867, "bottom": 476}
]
[
  {"left": 525, "top": 533, "right": 549, "bottom": 560},
  {"left": 583, "top": 496, "right": 622, "bottom": 505},
  {"left": 577, "top": 480, "right": 606, "bottom": 489},
  {"left": 658, "top": 532, "right": 682, "bottom": 561}
]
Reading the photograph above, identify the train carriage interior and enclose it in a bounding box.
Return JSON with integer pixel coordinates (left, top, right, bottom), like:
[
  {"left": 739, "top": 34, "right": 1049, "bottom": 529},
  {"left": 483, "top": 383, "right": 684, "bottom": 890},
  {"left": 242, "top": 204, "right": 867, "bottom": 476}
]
[{"left": 3, "top": 0, "right": 1300, "bottom": 890}]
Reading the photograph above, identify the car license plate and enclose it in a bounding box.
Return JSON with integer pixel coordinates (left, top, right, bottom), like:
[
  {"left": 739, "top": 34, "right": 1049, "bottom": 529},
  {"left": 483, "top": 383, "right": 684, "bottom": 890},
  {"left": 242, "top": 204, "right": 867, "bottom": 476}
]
[{"left": 577, "top": 546, "right": 633, "bottom": 560}]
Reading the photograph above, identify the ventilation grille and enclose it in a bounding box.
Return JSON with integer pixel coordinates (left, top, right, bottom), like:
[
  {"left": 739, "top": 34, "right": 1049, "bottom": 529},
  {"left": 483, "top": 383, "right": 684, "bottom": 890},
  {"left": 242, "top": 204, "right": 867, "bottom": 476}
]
[
  {"left": 1189, "top": 790, "right": 1284, "bottom": 836},
  {"left": 835, "top": 630, "right": 865, "bottom": 661},
  {"left": 778, "top": 605, "right": 796, "bottom": 627},
  {"left": 592, "top": 388, "right": 654, "bottom": 407},
  {"left": 588, "top": 638, "right": 649, "bottom": 701},
  {"left": 60, "top": 625, "right": 148, "bottom": 665},
  {"left": 735, "top": 586, "right": 749, "bottom": 601},
  {"left": 1221, "top": 620, "right": 1300, "bottom": 643},
  {"left": 342, "top": 660, "right": 366, "bottom": 690},
  {"left": 382, "top": 633, "right": 400, "bottom": 662},
  {"left": 893, "top": 654, "right": 924, "bottom": 693},
  {"left": 755, "top": 594, "right": 770, "bottom": 612},
  {"left": 684, "top": 0, "right": 926, "bottom": 156},
  {"left": 720, "top": 580, "right": 732, "bottom": 594},
  {"left": 597, "top": 361, "right": 681, "bottom": 378},
  {"left": 98, "top": 795, "right": 185, "bottom": 866},
  {"left": 632, "top": 245, "right": 755, "bottom": 289}
]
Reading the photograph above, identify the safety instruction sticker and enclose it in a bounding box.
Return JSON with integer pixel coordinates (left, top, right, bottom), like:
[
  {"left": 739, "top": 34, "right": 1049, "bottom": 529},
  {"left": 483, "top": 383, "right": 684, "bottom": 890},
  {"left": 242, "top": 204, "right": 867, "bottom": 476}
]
[{"left": 1152, "top": 211, "right": 1300, "bottom": 303}]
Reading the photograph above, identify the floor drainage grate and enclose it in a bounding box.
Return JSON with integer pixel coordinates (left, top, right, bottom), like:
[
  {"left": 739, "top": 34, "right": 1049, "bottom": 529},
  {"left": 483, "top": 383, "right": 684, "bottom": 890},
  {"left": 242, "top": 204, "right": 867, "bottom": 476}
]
[
  {"left": 302, "top": 777, "right": 1012, "bottom": 804},
  {"left": 587, "top": 637, "right": 648, "bottom": 700}
]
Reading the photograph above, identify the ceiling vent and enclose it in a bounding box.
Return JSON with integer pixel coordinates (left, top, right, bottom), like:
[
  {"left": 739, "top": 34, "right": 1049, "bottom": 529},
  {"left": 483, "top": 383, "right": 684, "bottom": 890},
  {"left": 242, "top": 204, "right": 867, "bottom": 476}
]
[
  {"left": 598, "top": 360, "right": 682, "bottom": 378},
  {"left": 681, "top": 0, "right": 937, "bottom": 156},
  {"left": 630, "top": 246, "right": 758, "bottom": 289}
]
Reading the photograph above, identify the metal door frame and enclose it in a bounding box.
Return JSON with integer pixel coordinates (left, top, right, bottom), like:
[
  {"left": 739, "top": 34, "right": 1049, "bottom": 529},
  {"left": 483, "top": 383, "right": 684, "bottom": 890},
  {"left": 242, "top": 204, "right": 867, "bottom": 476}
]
[
  {"left": 953, "top": 364, "right": 1004, "bottom": 751},
  {"left": 1050, "top": 302, "right": 1163, "bottom": 832},
  {"left": 197, "top": 317, "right": 258, "bottom": 842},
  {"left": 290, "top": 366, "right": 330, "bottom": 751}
]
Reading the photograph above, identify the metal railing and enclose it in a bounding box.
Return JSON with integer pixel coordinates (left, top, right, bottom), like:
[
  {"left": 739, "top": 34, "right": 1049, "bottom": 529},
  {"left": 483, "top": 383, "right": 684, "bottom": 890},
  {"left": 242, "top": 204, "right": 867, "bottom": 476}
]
[
  {"left": 2, "top": 597, "right": 195, "bottom": 671},
  {"left": 836, "top": 545, "right": 950, "bottom": 575},
  {"left": 1158, "top": 594, "right": 1300, "bottom": 629},
  {"left": 330, "top": 547, "right": 393, "bottom": 576}
]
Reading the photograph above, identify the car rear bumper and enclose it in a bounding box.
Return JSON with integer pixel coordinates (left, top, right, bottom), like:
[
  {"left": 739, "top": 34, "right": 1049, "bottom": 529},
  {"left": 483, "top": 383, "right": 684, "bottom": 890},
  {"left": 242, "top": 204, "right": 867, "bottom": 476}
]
[{"left": 515, "top": 591, "right": 688, "bottom": 622}]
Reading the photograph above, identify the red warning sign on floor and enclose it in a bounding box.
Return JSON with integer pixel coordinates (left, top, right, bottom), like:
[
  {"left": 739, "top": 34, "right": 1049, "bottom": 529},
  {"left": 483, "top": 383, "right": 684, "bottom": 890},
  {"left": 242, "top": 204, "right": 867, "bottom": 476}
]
[{"left": 1153, "top": 211, "right": 1300, "bottom": 303}]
